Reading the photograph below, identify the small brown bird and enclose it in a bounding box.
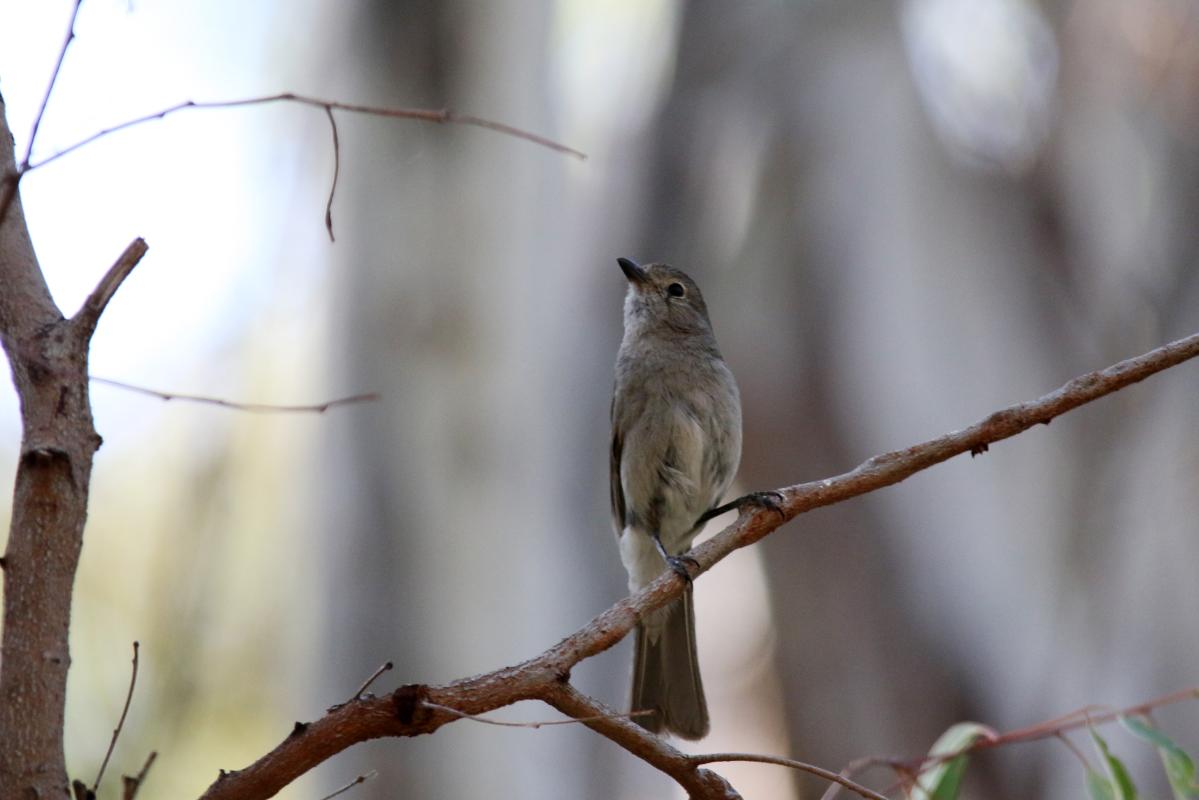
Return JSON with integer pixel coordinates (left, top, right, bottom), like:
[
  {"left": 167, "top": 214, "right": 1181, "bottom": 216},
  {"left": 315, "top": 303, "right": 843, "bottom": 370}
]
[{"left": 610, "top": 257, "right": 742, "bottom": 739}]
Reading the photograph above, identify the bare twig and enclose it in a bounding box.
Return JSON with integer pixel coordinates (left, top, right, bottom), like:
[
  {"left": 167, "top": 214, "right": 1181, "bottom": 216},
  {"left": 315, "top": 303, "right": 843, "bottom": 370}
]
[
  {"left": 2, "top": 90, "right": 582, "bottom": 232},
  {"left": 121, "top": 751, "right": 157, "bottom": 800},
  {"left": 349, "top": 661, "right": 392, "bottom": 703},
  {"left": 197, "top": 331, "right": 1199, "bottom": 800},
  {"left": 28, "top": 93, "right": 585, "bottom": 175},
  {"left": 74, "top": 238, "right": 149, "bottom": 336},
  {"left": 24, "top": 0, "right": 83, "bottom": 170},
  {"left": 0, "top": 0, "right": 84, "bottom": 224},
  {"left": 977, "top": 686, "right": 1199, "bottom": 751},
  {"left": 876, "top": 685, "right": 1199, "bottom": 796},
  {"left": 692, "top": 753, "right": 888, "bottom": 800},
  {"left": 90, "top": 377, "right": 378, "bottom": 414},
  {"left": 92, "top": 642, "right": 139, "bottom": 793},
  {"left": 316, "top": 770, "right": 377, "bottom": 800},
  {"left": 819, "top": 756, "right": 904, "bottom": 800},
  {"left": 421, "top": 700, "right": 655, "bottom": 729},
  {"left": 324, "top": 106, "right": 340, "bottom": 242}
]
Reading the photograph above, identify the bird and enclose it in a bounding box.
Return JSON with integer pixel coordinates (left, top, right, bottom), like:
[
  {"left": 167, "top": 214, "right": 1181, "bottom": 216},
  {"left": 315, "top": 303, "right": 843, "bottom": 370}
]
[{"left": 609, "top": 256, "right": 743, "bottom": 740}]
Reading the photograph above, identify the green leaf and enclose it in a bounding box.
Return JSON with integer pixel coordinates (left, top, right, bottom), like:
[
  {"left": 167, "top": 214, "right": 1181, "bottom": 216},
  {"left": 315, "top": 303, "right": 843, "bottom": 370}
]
[
  {"left": 916, "top": 722, "right": 992, "bottom": 800},
  {"left": 1091, "top": 727, "right": 1139, "bottom": 800},
  {"left": 1119, "top": 715, "right": 1199, "bottom": 799},
  {"left": 1086, "top": 768, "right": 1117, "bottom": 800}
]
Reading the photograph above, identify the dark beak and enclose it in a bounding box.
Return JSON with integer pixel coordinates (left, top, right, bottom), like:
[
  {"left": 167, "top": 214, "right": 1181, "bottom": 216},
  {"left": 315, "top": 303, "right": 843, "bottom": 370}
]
[{"left": 618, "top": 257, "right": 648, "bottom": 285}]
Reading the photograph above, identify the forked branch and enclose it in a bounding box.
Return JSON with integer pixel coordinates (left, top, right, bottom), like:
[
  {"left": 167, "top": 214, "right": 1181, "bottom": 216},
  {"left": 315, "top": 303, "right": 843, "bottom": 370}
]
[{"left": 197, "top": 330, "right": 1199, "bottom": 800}]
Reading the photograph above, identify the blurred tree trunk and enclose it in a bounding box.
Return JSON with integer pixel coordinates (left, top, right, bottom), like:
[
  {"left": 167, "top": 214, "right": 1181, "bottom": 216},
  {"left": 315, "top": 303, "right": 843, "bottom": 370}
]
[
  {"left": 631, "top": 1, "right": 1199, "bottom": 798},
  {"left": 313, "top": 1, "right": 1199, "bottom": 797},
  {"left": 316, "top": 2, "right": 629, "bottom": 797}
]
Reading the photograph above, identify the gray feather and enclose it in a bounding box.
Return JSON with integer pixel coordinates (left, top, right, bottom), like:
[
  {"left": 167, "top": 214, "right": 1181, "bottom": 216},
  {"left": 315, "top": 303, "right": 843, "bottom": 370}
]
[{"left": 630, "top": 589, "right": 709, "bottom": 739}]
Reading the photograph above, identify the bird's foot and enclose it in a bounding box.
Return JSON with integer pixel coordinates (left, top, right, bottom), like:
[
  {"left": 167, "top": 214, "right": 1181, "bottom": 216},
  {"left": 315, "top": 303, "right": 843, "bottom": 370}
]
[
  {"left": 664, "top": 553, "right": 700, "bottom": 584},
  {"left": 696, "top": 490, "right": 786, "bottom": 527},
  {"left": 738, "top": 490, "right": 786, "bottom": 518}
]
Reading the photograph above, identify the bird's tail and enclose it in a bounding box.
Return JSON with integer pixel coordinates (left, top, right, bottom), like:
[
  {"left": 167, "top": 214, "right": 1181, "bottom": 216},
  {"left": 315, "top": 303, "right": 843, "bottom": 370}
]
[{"left": 630, "top": 587, "right": 709, "bottom": 740}]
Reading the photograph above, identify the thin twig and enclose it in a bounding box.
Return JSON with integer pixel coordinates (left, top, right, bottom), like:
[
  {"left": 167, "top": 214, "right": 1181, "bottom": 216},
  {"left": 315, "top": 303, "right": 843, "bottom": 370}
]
[
  {"left": 349, "top": 661, "right": 392, "bottom": 703},
  {"left": 27, "top": 93, "right": 586, "bottom": 174},
  {"left": 881, "top": 686, "right": 1199, "bottom": 795},
  {"left": 819, "top": 756, "right": 903, "bottom": 800},
  {"left": 23, "top": 0, "right": 84, "bottom": 169},
  {"left": 3, "top": 90, "right": 582, "bottom": 231},
  {"left": 0, "top": 0, "right": 84, "bottom": 224},
  {"left": 692, "top": 753, "right": 888, "bottom": 800},
  {"left": 92, "top": 642, "right": 139, "bottom": 793},
  {"left": 74, "top": 238, "right": 149, "bottom": 336},
  {"left": 977, "top": 686, "right": 1199, "bottom": 751},
  {"left": 316, "top": 770, "right": 377, "bottom": 800},
  {"left": 90, "top": 377, "right": 379, "bottom": 414},
  {"left": 421, "top": 700, "right": 654, "bottom": 729},
  {"left": 121, "top": 751, "right": 157, "bottom": 800},
  {"left": 324, "top": 106, "right": 340, "bottom": 242}
]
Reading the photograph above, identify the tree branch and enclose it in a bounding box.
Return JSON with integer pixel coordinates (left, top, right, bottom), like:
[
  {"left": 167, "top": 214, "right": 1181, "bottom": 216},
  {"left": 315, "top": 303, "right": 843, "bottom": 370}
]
[
  {"left": 847, "top": 685, "right": 1199, "bottom": 800},
  {"left": 92, "top": 642, "right": 140, "bottom": 793},
  {"left": 2, "top": 91, "right": 582, "bottom": 232},
  {"left": 73, "top": 238, "right": 148, "bottom": 337},
  {"left": 195, "top": 330, "right": 1199, "bottom": 799},
  {"left": 323, "top": 106, "right": 340, "bottom": 242},
  {"left": 691, "top": 753, "right": 887, "bottom": 800},
  {"left": 22, "top": 0, "right": 83, "bottom": 171},
  {"left": 90, "top": 377, "right": 378, "bottom": 414},
  {"left": 540, "top": 681, "right": 740, "bottom": 799},
  {"left": 0, "top": 0, "right": 83, "bottom": 225},
  {"left": 121, "top": 751, "right": 157, "bottom": 800},
  {"left": 0, "top": 86, "right": 106, "bottom": 800},
  {"left": 28, "top": 93, "right": 585, "bottom": 175},
  {"left": 315, "top": 770, "right": 376, "bottom": 800}
]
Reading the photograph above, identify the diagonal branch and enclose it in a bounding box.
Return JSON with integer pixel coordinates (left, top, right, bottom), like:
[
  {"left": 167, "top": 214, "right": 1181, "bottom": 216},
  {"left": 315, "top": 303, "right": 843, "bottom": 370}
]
[
  {"left": 540, "top": 681, "right": 740, "bottom": 799},
  {"left": 688, "top": 329, "right": 1199, "bottom": 575},
  {"left": 23, "top": 0, "right": 84, "bottom": 171},
  {"left": 195, "top": 329, "right": 1199, "bottom": 800},
  {"left": 92, "top": 641, "right": 140, "bottom": 792},
  {"left": 121, "top": 751, "right": 157, "bottom": 800},
  {"left": 73, "top": 238, "right": 149, "bottom": 338},
  {"left": 0, "top": 0, "right": 83, "bottom": 225}
]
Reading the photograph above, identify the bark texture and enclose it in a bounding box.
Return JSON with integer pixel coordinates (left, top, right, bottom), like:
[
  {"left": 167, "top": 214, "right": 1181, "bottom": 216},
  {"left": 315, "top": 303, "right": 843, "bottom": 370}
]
[{"left": 0, "top": 93, "right": 141, "bottom": 800}]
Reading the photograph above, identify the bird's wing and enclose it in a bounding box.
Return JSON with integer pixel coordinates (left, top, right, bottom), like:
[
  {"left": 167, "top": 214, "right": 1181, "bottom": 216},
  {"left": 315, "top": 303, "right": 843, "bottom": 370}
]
[{"left": 609, "top": 394, "right": 626, "bottom": 536}]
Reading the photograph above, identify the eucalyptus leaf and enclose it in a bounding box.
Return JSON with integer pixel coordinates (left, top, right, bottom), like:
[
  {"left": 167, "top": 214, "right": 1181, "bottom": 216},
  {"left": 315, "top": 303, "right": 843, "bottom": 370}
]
[
  {"left": 1119, "top": 715, "right": 1199, "bottom": 799},
  {"left": 1086, "top": 768, "right": 1117, "bottom": 800},
  {"left": 916, "top": 722, "right": 992, "bottom": 800},
  {"left": 1091, "top": 727, "right": 1139, "bottom": 800}
]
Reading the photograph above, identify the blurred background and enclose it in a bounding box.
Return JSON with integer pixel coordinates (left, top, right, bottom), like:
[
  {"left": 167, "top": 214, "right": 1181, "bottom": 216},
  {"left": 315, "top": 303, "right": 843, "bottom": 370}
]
[{"left": 2, "top": 0, "right": 1199, "bottom": 797}]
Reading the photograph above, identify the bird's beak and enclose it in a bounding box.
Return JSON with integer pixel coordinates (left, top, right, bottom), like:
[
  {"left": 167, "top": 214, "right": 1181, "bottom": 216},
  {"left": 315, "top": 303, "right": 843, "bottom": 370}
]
[{"left": 618, "top": 257, "right": 648, "bottom": 286}]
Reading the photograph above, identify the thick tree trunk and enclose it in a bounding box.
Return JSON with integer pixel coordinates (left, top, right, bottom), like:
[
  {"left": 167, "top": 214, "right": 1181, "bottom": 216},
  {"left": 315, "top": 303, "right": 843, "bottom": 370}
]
[{"left": 0, "top": 92, "right": 109, "bottom": 800}]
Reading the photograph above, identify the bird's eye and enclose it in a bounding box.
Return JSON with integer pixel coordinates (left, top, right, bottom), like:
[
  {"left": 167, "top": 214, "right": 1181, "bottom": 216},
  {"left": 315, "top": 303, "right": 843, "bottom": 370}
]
[{"left": 667, "top": 282, "right": 686, "bottom": 298}]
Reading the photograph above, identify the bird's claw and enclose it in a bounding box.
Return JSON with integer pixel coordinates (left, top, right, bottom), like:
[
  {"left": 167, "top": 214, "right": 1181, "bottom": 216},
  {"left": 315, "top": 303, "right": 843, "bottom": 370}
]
[
  {"left": 665, "top": 554, "right": 699, "bottom": 584},
  {"left": 740, "top": 490, "right": 786, "bottom": 519},
  {"left": 696, "top": 490, "right": 787, "bottom": 527}
]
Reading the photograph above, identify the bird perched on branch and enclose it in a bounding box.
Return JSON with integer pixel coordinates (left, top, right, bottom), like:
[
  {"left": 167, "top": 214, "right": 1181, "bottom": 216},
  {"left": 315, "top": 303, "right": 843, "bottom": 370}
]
[{"left": 609, "top": 257, "right": 744, "bottom": 740}]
